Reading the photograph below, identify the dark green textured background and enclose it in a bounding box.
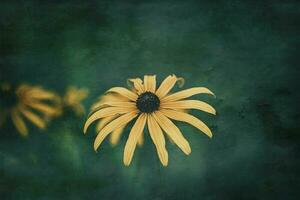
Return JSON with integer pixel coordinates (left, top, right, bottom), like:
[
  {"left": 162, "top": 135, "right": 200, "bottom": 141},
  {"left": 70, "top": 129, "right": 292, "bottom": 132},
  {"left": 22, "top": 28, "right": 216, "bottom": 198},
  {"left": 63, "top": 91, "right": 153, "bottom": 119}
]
[{"left": 1, "top": 0, "right": 300, "bottom": 199}]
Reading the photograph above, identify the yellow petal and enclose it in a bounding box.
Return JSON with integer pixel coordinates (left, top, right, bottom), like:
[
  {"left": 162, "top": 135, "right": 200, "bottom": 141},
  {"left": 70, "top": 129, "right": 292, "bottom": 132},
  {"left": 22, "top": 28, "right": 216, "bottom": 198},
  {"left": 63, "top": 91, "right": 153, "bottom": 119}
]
[
  {"left": 84, "top": 107, "right": 135, "bottom": 134},
  {"left": 155, "top": 75, "right": 178, "bottom": 98},
  {"left": 123, "top": 113, "right": 147, "bottom": 166},
  {"left": 144, "top": 75, "right": 156, "bottom": 93},
  {"left": 27, "top": 102, "right": 58, "bottom": 116},
  {"left": 110, "top": 125, "right": 125, "bottom": 146},
  {"left": 106, "top": 87, "right": 138, "bottom": 101},
  {"left": 137, "top": 133, "right": 144, "bottom": 146},
  {"left": 96, "top": 115, "right": 118, "bottom": 132},
  {"left": 127, "top": 78, "right": 144, "bottom": 94},
  {"left": 161, "top": 109, "right": 213, "bottom": 138},
  {"left": 11, "top": 109, "right": 28, "bottom": 136},
  {"left": 161, "top": 100, "right": 216, "bottom": 115},
  {"left": 152, "top": 111, "right": 191, "bottom": 155},
  {"left": 94, "top": 102, "right": 136, "bottom": 110},
  {"left": 161, "top": 87, "right": 215, "bottom": 102},
  {"left": 94, "top": 111, "right": 138, "bottom": 151},
  {"left": 91, "top": 94, "right": 129, "bottom": 110},
  {"left": 19, "top": 107, "right": 46, "bottom": 129},
  {"left": 148, "top": 114, "right": 168, "bottom": 166}
]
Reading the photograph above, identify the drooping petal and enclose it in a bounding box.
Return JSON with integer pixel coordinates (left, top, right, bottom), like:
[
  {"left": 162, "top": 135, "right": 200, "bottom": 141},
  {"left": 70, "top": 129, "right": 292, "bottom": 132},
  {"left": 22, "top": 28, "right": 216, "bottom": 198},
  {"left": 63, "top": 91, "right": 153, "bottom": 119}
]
[
  {"left": 161, "top": 100, "right": 216, "bottom": 115},
  {"left": 11, "top": 109, "right": 28, "bottom": 136},
  {"left": 123, "top": 113, "right": 147, "bottom": 166},
  {"left": 127, "top": 78, "right": 144, "bottom": 94},
  {"left": 160, "top": 109, "right": 213, "bottom": 138},
  {"left": 152, "top": 111, "right": 191, "bottom": 155},
  {"left": 155, "top": 75, "right": 178, "bottom": 98},
  {"left": 94, "top": 102, "right": 136, "bottom": 110},
  {"left": 137, "top": 133, "right": 144, "bottom": 146},
  {"left": 19, "top": 107, "right": 46, "bottom": 129},
  {"left": 27, "top": 102, "right": 58, "bottom": 116},
  {"left": 161, "top": 87, "right": 215, "bottom": 102},
  {"left": 148, "top": 114, "right": 168, "bottom": 166},
  {"left": 106, "top": 87, "right": 138, "bottom": 101},
  {"left": 96, "top": 115, "right": 119, "bottom": 132},
  {"left": 84, "top": 107, "right": 136, "bottom": 133},
  {"left": 94, "top": 111, "right": 138, "bottom": 151},
  {"left": 110, "top": 125, "right": 125, "bottom": 146},
  {"left": 144, "top": 75, "right": 156, "bottom": 93}
]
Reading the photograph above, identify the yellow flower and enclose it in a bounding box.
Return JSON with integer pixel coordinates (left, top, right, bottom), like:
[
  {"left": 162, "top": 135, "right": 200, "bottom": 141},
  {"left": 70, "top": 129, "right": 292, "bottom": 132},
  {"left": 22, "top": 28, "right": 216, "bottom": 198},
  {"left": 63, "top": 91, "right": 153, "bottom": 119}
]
[
  {"left": 84, "top": 75, "right": 216, "bottom": 166},
  {"left": 0, "top": 83, "right": 60, "bottom": 136},
  {"left": 62, "top": 86, "right": 89, "bottom": 116}
]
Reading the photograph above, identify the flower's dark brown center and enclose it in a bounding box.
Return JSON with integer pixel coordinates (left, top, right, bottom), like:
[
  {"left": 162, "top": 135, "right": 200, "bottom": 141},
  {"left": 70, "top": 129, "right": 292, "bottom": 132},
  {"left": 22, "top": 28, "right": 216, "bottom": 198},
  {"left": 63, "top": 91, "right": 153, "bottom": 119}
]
[
  {"left": 0, "top": 85, "right": 18, "bottom": 108},
  {"left": 136, "top": 92, "right": 160, "bottom": 113}
]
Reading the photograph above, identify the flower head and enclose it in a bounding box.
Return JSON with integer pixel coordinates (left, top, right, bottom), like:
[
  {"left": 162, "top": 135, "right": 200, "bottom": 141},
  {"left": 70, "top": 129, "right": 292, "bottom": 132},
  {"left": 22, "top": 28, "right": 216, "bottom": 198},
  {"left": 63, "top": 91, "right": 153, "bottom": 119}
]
[
  {"left": 0, "top": 83, "right": 60, "bottom": 136},
  {"left": 84, "top": 75, "right": 216, "bottom": 166},
  {"left": 62, "top": 86, "right": 89, "bottom": 116}
]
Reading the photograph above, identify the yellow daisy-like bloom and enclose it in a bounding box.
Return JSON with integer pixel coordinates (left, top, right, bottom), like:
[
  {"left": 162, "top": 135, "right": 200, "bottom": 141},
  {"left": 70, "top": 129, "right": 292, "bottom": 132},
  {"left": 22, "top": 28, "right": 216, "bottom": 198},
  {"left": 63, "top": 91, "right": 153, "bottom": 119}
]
[
  {"left": 0, "top": 83, "right": 60, "bottom": 136},
  {"left": 62, "top": 86, "right": 89, "bottom": 116},
  {"left": 84, "top": 75, "right": 216, "bottom": 166}
]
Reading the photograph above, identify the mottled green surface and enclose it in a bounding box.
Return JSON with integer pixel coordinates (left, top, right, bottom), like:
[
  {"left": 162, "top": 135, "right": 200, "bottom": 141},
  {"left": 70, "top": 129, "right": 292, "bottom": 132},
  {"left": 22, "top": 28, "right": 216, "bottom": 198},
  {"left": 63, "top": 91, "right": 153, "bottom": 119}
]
[{"left": 1, "top": 0, "right": 300, "bottom": 199}]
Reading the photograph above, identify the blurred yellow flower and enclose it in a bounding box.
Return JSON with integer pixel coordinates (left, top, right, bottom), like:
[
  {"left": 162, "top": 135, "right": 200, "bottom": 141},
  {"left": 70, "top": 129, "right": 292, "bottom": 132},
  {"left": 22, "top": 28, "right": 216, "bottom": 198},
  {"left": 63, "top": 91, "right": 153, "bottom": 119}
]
[
  {"left": 61, "top": 86, "right": 89, "bottom": 116},
  {"left": 84, "top": 75, "right": 216, "bottom": 166},
  {"left": 0, "top": 83, "right": 60, "bottom": 136}
]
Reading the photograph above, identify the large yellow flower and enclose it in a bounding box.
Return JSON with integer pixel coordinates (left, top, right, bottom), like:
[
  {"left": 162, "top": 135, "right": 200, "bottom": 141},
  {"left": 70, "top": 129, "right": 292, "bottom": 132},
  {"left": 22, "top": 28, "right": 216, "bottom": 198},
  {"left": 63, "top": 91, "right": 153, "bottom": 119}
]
[
  {"left": 0, "top": 83, "right": 60, "bottom": 136},
  {"left": 84, "top": 75, "right": 216, "bottom": 166}
]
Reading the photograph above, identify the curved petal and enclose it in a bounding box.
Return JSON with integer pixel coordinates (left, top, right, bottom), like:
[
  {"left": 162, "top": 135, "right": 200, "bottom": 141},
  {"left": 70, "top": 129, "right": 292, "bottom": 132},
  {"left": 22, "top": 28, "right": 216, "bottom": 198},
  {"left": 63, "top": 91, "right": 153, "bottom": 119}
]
[
  {"left": 152, "top": 111, "right": 191, "bottom": 155},
  {"left": 160, "top": 109, "right": 213, "bottom": 138},
  {"left": 19, "top": 107, "right": 46, "bottom": 129},
  {"left": 84, "top": 107, "right": 136, "bottom": 133},
  {"left": 144, "top": 75, "right": 156, "bottom": 93},
  {"left": 137, "top": 133, "right": 144, "bottom": 146},
  {"left": 161, "top": 87, "right": 215, "bottom": 102},
  {"left": 155, "top": 75, "right": 178, "bottom": 98},
  {"left": 127, "top": 78, "right": 144, "bottom": 94},
  {"left": 106, "top": 87, "right": 138, "bottom": 101},
  {"left": 110, "top": 125, "right": 125, "bottom": 146},
  {"left": 123, "top": 113, "right": 147, "bottom": 166},
  {"left": 27, "top": 102, "right": 58, "bottom": 116},
  {"left": 148, "top": 114, "right": 168, "bottom": 166},
  {"left": 161, "top": 100, "right": 216, "bottom": 115},
  {"left": 96, "top": 115, "right": 119, "bottom": 132},
  {"left": 94, "top": 111, "right": 138, "bottom": 151},
  {"left": 11, "top": 109, "right": 28, "bottom": 136}
]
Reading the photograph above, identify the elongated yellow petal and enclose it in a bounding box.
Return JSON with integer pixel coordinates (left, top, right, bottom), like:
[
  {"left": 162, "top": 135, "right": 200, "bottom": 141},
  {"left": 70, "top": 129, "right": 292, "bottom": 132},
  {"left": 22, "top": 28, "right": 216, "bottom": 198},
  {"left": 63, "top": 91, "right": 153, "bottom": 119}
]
[
  {"left": 27, "top": 102, "right": 58, "bottom": 116},
  {"left": 11, "top": 109, "right": 28, "bottom": 136},
  {"left": 106, "top": 87, "right": 138, "bottom": 101},
  {"left": 123, "top": 113, "right": 147, "bottom": 166},
  {"left": 152, "top": 111, "right": 191, "bottom": 155},
  {"left": 127, "top": 78, "right": 144, "bottom": 94},
  {"left": 148, "top": 114, "right": 168, "bottom": 166},
  {"left": 144, "top": 75, "right": 156, "bottom": 93},
  {"left": 91, "top": 94, "right": 129, "bottom": 110},
  {"left": 84, "top": 107, "right": 135, "bottom": 134},
  {"left": 161, "top": 87, "right": 215, "bottom": 102},
  {"left": 94, "top": 111, "right": 138, "bottom": 151},
  {"left": 161, "top": 109, "right": 213, "bottom": 138},
  {"left": 19, "top": 107, "right": 46, "bottom": 129},
  {"left": 96, "top": 115, "right": 118, "bottom": 132},
  {"left": 137, "top": 133, "right": 144, "bottom": 146},
  {"left": 161, "top": 100, "right": 216, "bottom": 115},
  {"left": 110, "top": 125, "right": 125, "bottom": 146},
  {"left": 155, "top": 75, "right": 178, "bottom": 98},
  {"left": 93, "top": 102, "right": 136, "bottom": 110}
]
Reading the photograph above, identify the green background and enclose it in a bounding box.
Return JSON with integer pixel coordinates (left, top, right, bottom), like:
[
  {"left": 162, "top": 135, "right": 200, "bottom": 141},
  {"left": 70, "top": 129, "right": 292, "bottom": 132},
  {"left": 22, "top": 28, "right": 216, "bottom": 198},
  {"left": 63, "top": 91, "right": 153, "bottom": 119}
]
[{"left": 1, "top": 0, "right": 300, "bottom": 199}]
